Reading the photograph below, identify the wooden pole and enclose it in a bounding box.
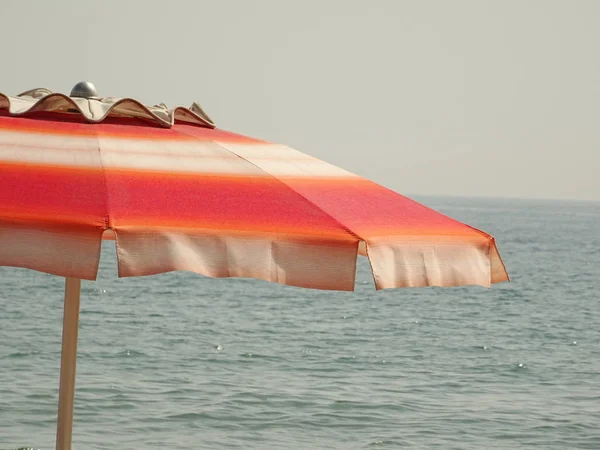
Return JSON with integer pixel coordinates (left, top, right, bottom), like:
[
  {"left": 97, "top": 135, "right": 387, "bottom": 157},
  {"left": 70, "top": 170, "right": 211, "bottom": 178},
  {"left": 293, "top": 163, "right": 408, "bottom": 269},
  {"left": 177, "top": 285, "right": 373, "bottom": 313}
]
[{"left": 55, "top": 277, "right": 81, "bottom": 450}]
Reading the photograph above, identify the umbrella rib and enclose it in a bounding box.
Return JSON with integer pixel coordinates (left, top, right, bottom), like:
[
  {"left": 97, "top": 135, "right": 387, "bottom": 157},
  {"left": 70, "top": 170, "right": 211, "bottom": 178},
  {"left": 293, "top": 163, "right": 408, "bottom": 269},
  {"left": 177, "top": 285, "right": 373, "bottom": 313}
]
[{"left": 91, "top": 124, "right": 112, "bottom": 231}]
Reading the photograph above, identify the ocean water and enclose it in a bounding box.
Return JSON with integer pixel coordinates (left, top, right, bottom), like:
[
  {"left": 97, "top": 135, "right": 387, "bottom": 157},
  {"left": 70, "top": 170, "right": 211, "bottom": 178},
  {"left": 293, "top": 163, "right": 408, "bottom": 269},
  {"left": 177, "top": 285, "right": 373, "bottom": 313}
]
[{"left": 1, "top": 196, "right": 599, "bottom": 449}]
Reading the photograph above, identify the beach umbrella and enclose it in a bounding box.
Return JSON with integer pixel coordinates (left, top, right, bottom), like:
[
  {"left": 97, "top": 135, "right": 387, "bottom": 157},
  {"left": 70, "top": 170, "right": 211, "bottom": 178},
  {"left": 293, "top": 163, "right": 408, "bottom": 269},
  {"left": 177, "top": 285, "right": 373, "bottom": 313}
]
[{"left": 0, "top": 82, "right": 509, "bottom": 450}]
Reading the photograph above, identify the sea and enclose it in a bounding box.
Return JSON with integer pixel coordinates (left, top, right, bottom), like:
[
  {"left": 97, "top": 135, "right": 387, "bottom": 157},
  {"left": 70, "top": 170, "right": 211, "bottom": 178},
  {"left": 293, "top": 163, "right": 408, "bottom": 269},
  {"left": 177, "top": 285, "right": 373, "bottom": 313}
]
[{"left": 1, "top": 196, "right": 599, "bottom": 449}]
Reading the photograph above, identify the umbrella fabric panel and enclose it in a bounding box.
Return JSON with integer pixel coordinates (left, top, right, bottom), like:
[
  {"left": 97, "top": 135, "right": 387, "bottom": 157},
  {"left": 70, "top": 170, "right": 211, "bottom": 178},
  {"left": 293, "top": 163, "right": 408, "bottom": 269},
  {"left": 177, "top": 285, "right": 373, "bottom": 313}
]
[
  {"left": 212, "top": 138, "right": 509, "bottom": 289},
  {"left": 94, "top": 121, "right": 363, "bottom": 289},
  {"left": 0, "top": 116, "right": 107, "bottom": 279}
]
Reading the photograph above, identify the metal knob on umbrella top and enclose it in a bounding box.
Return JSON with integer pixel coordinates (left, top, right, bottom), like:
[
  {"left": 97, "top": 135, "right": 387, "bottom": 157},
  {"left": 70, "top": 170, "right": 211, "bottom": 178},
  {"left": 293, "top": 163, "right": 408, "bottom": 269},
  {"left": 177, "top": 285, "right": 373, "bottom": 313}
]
[{"left": 70, "top": 81, "right": 98, "bottom": 99}]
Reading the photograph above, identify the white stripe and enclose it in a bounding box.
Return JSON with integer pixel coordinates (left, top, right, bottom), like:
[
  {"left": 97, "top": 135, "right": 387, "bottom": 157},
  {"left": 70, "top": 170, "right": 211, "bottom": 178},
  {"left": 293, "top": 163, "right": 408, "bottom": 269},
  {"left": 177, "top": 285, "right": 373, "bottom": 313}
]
[
  {"left": 0, "top": 129, "right": 358, "bottom": 177},
  {"left": 100, "top": 150, "right": 262, "bottom": 175},
  {"left": 216, "top": 142, "right": 359, "bottom": 178},
  {"left": 367, "top": 240, "right": 492, "bottom": 289},
  {"left": 0, "top": 130, "right": 99, "bottom": 167}
]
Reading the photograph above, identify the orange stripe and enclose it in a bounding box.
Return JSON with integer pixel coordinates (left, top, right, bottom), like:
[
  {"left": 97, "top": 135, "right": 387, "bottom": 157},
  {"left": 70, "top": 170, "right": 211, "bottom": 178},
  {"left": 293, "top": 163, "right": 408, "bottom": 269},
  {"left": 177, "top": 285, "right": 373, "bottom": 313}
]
[{"left": 114, "top": 225, "right": 357, "bottom": 246}]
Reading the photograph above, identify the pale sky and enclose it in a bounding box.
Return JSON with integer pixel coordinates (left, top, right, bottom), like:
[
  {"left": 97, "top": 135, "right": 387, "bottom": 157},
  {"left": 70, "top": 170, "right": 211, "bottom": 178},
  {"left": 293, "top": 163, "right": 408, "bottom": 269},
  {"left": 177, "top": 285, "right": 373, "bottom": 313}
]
[{"left": 1, "top": 0, "right": 598, "bottom": 201}]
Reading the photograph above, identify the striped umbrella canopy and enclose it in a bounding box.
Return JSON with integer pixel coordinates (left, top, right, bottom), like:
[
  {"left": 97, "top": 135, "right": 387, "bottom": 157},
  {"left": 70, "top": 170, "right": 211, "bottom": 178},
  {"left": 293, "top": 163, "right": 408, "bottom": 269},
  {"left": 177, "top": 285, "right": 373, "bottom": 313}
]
[{"left": 0, "top": 83, "right": 509, "bottom": 450}]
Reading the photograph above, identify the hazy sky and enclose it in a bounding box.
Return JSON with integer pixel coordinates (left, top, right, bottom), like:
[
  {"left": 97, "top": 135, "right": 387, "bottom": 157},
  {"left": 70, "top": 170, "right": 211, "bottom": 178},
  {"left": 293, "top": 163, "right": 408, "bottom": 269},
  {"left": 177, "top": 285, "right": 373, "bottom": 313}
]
[{"left": 1, "top": 0, "right": 598, "bottom": 201}]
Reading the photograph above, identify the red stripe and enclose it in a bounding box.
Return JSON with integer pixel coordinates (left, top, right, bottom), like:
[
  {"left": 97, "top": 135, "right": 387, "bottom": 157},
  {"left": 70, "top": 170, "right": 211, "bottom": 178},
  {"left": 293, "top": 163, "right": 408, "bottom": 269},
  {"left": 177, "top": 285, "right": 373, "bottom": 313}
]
[
  {"left": 274, "top": 178, "right": 488, "bottom": 237},
  {"left": 0, "top": 163, "right": 107, "bottom": 224},
  {"left": 1, "top": 163, "right": 485, "bottom": 239},
  {"left": 105, "top": 171, "right": 353, "bottom": 237}
]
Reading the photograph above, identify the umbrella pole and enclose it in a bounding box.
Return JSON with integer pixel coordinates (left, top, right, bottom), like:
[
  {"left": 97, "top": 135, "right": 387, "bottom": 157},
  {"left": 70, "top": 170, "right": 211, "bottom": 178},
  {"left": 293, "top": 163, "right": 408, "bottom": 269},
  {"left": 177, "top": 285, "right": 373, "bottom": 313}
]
[{"left": 55, "top": 277, "right": 82, "bottom": 450}]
